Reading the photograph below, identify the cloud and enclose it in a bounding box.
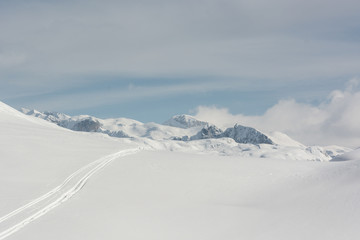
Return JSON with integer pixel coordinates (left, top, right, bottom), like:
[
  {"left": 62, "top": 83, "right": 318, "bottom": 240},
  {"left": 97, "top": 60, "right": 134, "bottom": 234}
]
[
  {"left": 0, "top": 52, "right": 26, "bottom": 68},
  {"left": 1, "top": 0, "right": 360, "bottom": 87},
  {"left": 194, "top": 79, "right": 360, "bottom": 148},
  {"left": 9, "top": 80, "right": 236, "bottom": 112}
]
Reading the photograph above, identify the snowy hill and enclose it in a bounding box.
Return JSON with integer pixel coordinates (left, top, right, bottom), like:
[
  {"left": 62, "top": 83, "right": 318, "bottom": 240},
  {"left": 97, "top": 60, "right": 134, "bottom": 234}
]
[{"left": 0, "top": 102, "right": 138, "bottom": 239}]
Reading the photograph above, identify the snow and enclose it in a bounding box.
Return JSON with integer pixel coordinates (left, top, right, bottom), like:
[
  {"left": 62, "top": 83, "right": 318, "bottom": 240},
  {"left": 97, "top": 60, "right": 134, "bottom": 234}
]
[
  {"left": 0, "top": 149, "right": 139, "bottom": 239},
  {"left": 21, "top": 109, "right": 201, "bottom": 141},
  {"left": 267, "top": 131, "right": 305, "bottom": 147},
  {"left": 332, "top": 147, "right": 360, "bottom": 161},
  {"left": 20, "top": 108, "right": 350, "bottom": 161},
  {"left": 7, "top": 150, "right": 360, "bottom": 240},
  {"left": 0, "top": 102, "right": 137, "bottom": 236},
  {"left": 1, "top": 101, "right": 360, "bottom": 240},
  {"left": 163, "top": 114, "right": 209, "bottom": 129}
]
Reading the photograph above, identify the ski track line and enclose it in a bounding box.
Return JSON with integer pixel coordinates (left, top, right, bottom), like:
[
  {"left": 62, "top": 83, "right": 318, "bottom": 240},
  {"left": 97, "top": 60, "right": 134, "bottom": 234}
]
[
  {"left": 0, "top": 157, "right": 104, "bottom": 224},
  {"left": 0, "top": 148, "right": 140, "bottom": 240}
]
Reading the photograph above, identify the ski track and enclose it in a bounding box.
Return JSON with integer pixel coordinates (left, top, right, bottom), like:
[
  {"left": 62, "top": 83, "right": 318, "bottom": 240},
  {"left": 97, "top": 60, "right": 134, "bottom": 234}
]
[{"left": 0, "top": 148, "right": 140, "bottom": 240}]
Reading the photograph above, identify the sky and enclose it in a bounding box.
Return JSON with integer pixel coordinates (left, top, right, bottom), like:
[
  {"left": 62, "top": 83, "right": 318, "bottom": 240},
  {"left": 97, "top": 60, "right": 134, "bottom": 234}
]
[
  {"left": 195, "top": 78, "right": 360, "bottom": 148},
  {"left": 1, "top": 0, "right": 360, "bottom": 147}
]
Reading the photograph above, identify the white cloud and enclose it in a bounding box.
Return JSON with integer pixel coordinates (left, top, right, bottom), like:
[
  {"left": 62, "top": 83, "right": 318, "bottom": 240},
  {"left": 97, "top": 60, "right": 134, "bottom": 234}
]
[
  {"left": 1, "top": 0, "right": 360, "bottom": 88},
  {"left": 194, "top": 79, "right": 360, "bottom": 148}
]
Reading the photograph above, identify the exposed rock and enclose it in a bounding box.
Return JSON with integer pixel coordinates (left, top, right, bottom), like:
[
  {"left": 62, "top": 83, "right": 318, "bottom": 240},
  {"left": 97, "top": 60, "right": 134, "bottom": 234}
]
[
  {"left": 190, "top": 125, "right": 223, "bottom": 140},
  {"left": 71, "top": 119, "right": 101, "bottom": 132},
  {"left": 222, "top": 124, "right": 273, "bottom": 144},
  {"left": 185, "top": 124, "right": 273, "bottom": 145}
]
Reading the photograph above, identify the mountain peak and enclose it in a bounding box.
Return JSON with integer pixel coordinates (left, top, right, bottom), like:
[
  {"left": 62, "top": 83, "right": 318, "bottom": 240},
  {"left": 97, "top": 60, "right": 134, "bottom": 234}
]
[
  {"left": 223, "top": 124, "right": 274, "bottom": 144},
  {"left": 187, "top": 123, "right": 274, "bottom": 145},
  {"left": 163, "top": 114, "right": 209, "bottom": 129}
]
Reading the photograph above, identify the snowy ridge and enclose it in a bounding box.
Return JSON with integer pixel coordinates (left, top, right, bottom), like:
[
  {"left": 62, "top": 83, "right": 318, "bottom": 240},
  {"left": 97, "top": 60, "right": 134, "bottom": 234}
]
[
  {"left": 20, "top": 108, "right": 276, "bottom": 145},
  {"left": 20, "top": 108, "right": 200, "bottom": 140},
  {"left": 223, "top": 124, "right": 273, "bottom": 144},
  {"left": 267, "top": 131, "right": 304, "bottom": 147},
  {"left": 134, "top": 138, "right": 348, "bottom": 161},
  {"left": 184, "top": 124, "right": 273, "bottom": 144},
  {"left": 163, "top": 114, "right": 209, "bottom": 129},
  {"left": 331, "top": 147, "right": 360, "bottom": 161},
  {"left": 19, "top": 107, "right": 351, "bottom": 161}
]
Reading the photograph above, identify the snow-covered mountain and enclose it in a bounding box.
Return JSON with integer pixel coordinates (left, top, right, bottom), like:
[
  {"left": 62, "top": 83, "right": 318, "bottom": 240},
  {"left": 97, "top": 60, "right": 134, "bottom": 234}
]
[
  {"left": 163, "top": 114, "right": 209, "bottom": 129},
  {"left": 20, "top": 109, "right": 201, "bottom": 140},
  {"left": 184, "top": 124, "right": 273, "bottom": 144},
  {"left": 21, "top": 109, "right": 274, "bottom": 145},
  {"left": 20, "top": 108, "right": 104, "bottom": 132},
  {"left": 19, "top": 109, "right": 278, "bottom": 145},
  {"left": 20, "top": 108, "right": 350, "bottom": 161}
]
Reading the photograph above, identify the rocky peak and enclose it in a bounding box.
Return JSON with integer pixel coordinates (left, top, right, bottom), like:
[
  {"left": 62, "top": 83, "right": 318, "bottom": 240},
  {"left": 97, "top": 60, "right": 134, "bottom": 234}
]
[{"left": 163, "top": 114, "right": 209, "bottom": 129}]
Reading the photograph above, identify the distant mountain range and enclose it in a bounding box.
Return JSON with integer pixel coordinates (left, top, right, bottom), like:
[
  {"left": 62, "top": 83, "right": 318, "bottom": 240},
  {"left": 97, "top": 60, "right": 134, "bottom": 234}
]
[
  {"left": 20, "top": 109, "right": 273, "bottom": 144},
  {"left": 20, "top": 107, "right": 350, "bottom": 161}
]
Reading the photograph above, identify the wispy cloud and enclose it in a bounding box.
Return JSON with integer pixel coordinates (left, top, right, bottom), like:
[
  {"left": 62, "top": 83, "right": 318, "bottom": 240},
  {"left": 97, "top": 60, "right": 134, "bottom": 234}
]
[{"left": 10, "top": 80, "right": 236, "bottom": 112}]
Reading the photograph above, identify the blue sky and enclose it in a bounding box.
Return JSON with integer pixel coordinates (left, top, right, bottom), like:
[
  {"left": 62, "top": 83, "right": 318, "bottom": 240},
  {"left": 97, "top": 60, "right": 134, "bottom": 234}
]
[{"left": 1, "top": 0, "right": 360, "bottom": 123}]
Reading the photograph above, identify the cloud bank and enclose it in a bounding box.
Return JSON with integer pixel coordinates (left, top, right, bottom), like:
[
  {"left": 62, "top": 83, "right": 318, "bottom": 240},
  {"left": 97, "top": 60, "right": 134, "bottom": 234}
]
[
  {"left": 1, "top": 0, "right": 360, "bottom": 90},
  {"left": 194, "top": 79, "right": 360, "bottom": 148}
]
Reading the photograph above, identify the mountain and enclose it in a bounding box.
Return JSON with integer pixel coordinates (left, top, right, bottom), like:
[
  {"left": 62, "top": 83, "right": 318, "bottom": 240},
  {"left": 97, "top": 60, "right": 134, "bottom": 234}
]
[
  {"left": 21, "top": 109, "right": 272, "bottom": 144},
  {"left": 20, "top": 108, "right": 350, "bottom": 161},
  {"left": 163, "top": 114, "right": 209, "bottom": 129},
  {"left": 20, "top": 108, "right": 200, "bottom": 140},
  {"left": 189, "top": 125, "right": 224, "bottom": 140},
  {"left": 20, "top": 108, "right": 103, "bottom": 132},
  {"left": 21, "top": 109, "right": 274, "bottom": 145},
  {"left": 186, "top": 124, "right": 273, "bottom": 144},
  {"left": 222, "top": 124, "right": 273, "bottom": 144}
]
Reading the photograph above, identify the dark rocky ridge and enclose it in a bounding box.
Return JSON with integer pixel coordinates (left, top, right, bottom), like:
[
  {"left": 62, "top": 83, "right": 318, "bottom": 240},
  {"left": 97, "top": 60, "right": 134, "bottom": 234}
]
[{"left": 177, "top": 124, "right": 274, "bottom": 145}]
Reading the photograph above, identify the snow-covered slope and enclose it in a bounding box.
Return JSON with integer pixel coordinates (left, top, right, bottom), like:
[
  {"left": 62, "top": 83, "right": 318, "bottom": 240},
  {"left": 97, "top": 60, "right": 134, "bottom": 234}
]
[
  {"left": 2, "top": 101, "right": 360, "bottom": 240},
  {"left": 8, "top": 150, "right": 360, "bottom": 240},
  {"left": 0, "top": 102, "right": 138, "bottom": 238},
  {"left": 331, "top": 147, "right": 360, "bottom": 161},
  {"left": 267, "top": 131, "right": 305, "bottom": 147}
]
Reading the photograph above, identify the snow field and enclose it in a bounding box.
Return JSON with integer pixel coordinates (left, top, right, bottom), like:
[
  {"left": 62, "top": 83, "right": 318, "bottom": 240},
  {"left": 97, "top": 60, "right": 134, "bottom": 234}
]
[
  {"left": 1, "top": 101, "right": 360, "bottom": 239},
  {"left": 7, "top": 150, "right": 360, "bottom": 240}
]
